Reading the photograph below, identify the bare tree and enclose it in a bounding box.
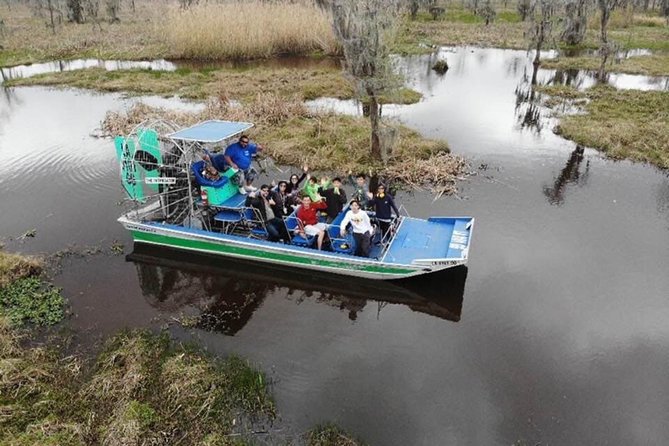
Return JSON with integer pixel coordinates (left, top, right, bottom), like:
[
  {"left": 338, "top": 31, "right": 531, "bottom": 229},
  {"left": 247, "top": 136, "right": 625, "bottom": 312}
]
[
  {"left": 106, "top": 0, "right": 120, "bottom": 23},
  {"left": 479, "top": 0, "right": 496, "bottom": 24},
  {"left": 85, "top": 0, "right": 102, "bottom": 30},
  {"left": 662, "top": 0, "right": 669, "bottom": 23},
  {"left": 0, "top": 17, "right": 5, "bottom": 49},
  {"left": 561, "top": 0, "right": 589, "bottom": 45},
  {"left": 517, "top": 0, "right": 532, "bottom": 20},
  {"left": 597, "top": 0, "right": 625, "bottom": 79},
  {"left": 526, "top": 0, "right": 557, "bottom": 75},
  {"left": 66, "top": 0, "right": 84, "bottom": 23},
  {"left": 46, "top": 0, "right": 57, "bottom": 32},
  {"left": 329, "top": 0, "right": 403, "bottom": 162}
]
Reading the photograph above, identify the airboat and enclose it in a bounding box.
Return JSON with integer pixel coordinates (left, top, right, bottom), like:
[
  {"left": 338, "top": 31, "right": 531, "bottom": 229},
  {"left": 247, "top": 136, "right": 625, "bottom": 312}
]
[{"left": 114, "top": 120, "right": 474, "bottom": 280}]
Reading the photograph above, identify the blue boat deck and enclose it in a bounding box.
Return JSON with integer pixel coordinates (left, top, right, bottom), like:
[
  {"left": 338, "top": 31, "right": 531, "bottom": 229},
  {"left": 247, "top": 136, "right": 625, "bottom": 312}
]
[{"left": 383, "top": 217, "right": 471, "bottom": 264}]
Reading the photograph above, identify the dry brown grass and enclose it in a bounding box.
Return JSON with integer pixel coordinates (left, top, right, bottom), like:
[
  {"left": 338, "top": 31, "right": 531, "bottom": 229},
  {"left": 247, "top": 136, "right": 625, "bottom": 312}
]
[
  {"left": 0, "top": 250, "right": 42, "bottom": 289},
  {"left": 164, "top": 1, "right": 339, "bottom": 60}
]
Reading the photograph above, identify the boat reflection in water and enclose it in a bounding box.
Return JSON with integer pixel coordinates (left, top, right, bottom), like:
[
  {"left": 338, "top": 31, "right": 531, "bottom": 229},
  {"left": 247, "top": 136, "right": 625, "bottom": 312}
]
[{"left": 127, "top": 244, "right": 468, "bottom": 335}]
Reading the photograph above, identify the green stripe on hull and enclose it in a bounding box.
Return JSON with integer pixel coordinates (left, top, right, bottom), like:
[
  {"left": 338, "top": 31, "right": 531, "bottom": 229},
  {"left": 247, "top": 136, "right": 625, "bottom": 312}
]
[{"left": 131, "top": 230, "right": 416, "bottom": 276}]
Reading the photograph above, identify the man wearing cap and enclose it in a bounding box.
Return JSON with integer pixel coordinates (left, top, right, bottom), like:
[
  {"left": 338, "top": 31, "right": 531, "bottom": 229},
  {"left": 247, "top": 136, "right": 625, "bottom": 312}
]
[{"left": 224, "top": 135, "right": 263, "bottom": 194}]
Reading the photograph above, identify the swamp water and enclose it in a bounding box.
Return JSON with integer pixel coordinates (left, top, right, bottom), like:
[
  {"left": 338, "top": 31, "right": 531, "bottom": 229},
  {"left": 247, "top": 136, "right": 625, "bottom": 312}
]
[{"left": 1, "top": 48, "right": 669, "bottom": 445}]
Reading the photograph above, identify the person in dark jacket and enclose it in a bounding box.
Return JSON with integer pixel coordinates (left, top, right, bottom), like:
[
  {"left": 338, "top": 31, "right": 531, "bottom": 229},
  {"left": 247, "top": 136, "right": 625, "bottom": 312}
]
[
  {"left": 282, "top": 165, "right": 308, "bottom": 207},
  {"left": 319, "top": 177, "right": 347, "bottom": 223},
  {"left": 285, "top": 165, "right": 309, "bottom": 194},
  {"left": 245, "top": 185, "right": 289, "bottom": 242},
  {"left": 369, "top": 184, "right": 399, "bottom": 237},
  {"left": 270, "top": 180, "right": 290, "bottom": 218}
]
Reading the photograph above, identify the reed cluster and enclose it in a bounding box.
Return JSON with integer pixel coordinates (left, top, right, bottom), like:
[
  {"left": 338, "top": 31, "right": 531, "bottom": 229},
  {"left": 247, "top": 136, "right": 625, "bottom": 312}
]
[{"left": 163, "top": 1, "right": 339, "bottom": 60}]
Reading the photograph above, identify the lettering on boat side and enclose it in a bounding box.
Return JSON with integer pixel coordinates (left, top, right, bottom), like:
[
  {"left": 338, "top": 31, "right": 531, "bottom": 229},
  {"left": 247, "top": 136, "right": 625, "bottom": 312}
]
[
  {"left": 145, "top": 177, "right": 177, "bottom": 185},
  {"left": 431, "top": 260, "right": 459, "bottom": 266},
  {"left": 127, "top": 224, "right": 157, "bottom": 233}
]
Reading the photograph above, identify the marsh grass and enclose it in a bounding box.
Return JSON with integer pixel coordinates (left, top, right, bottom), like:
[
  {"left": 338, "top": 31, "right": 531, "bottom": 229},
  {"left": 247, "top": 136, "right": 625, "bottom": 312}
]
[
  {"left": 0, "top": 250, "right": 42, "bottom": 289},
  {"left": 4, "top": 65, "right": 352, "bottom": 100},
  {"left": 397, "top": 5, "right": 669, "bottom": 53},
  {"left": 541, "top": 85, "right": 669, "bottom": 169},
  {"left": 163, "top": 2, "right": 339, "bottom": 60},
  {"left": 542, "top": 52, "right": 669, "bottom": 76},
  {"left": 307, "top": 423, "right": 364, "bottom": 446},
  {"left": 0, "top": 325, "right": 275, "bottom": 445}
]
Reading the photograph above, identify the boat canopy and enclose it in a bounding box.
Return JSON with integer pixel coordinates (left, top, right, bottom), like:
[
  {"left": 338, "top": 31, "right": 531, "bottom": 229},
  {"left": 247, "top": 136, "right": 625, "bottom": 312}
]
[{"left": 167, "top": 120, "right": 254, "bottom": 143}]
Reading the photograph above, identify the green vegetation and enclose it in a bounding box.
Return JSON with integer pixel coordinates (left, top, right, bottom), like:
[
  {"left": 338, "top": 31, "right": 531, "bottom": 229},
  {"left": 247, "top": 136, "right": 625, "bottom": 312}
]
[
  {"left": 307, "top": 423, "right": 365, "bottom": 446},
  {"left": 542, "top": 53, "right": 669, "bottom": 76},
  {"left": 540, "top": 85, "right": 669, "bottom": 169},
  {"left": 0, "top": 249, "right": 64, "bottom": 327},
  {"left": 0, "top": 324, "right": 275, "bottom": 445},
  {"left": 0, "top": 276, "right": 65, "bottom": 326}
]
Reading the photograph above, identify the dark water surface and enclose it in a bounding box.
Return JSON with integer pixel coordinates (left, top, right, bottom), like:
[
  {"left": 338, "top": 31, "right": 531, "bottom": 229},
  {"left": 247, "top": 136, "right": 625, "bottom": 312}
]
[{"left": 2, "top": 48, "right": 669, "bottom": 445}]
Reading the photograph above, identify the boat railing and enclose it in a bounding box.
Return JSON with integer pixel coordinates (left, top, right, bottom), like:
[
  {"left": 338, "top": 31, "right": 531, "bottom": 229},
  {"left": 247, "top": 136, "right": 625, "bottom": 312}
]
[{"left": 398, "top": 204, "right": 411, "bottom": 218}]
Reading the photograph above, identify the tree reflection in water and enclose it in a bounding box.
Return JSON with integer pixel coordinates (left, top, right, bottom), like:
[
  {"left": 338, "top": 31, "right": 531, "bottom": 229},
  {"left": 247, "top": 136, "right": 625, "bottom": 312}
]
[
  {"left": 130, "top": 244, "right": 467, "bottom": 335},
  {"left": 543, "top": 145, "right": 590, "bottom": 206},
  {"left": 514, "top": 64, "right": 544, "bottom": 133}
]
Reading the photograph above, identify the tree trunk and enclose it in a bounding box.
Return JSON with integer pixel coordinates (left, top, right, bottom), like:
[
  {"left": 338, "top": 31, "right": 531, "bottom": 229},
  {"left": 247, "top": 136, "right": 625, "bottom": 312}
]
[
  {"left": 599, "top": 5, "right": 610, "bottom": 80},
  {"left": 367, "top": 90, "right": 382, "bottom": 161},
  {"left": 533, "top": 21, "right": 544, "bottom": 69},
  {"left": 48, "top": 0, "right": 56, "bottom": 34}
]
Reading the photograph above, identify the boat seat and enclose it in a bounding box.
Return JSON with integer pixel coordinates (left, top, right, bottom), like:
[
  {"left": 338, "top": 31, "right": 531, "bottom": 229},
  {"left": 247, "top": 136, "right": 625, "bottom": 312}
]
[
  {"left": 242, "top": 207, "right": 270, "bottom": 239},
  {"left": 214, "top": 209, "right": 243, "bottom": 233},
  {"left": 327, "top": 206, "right": 356, "bottom": 255},
  {"left": 284, "top": 211, "right": 315, "bottom": 247},
  {"left": 192, "top": 160, "right": 228, "bottom": 188}
]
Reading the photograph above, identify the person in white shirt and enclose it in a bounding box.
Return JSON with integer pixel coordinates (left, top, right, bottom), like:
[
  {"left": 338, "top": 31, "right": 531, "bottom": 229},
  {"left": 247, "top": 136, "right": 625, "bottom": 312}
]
[{"left": 339, "top": 200, "right": 374, "bottom": 257}]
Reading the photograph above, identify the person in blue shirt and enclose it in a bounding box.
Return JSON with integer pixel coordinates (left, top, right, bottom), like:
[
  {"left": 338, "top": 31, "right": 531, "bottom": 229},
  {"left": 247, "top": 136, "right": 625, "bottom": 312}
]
[{"left": 224, "top": 135, "right": 264, "bottom": 194}]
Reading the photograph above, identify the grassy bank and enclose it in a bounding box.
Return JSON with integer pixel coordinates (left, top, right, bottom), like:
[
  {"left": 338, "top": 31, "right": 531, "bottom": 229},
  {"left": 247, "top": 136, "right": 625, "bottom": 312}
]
[
  {"left": 3, "top": 64, "right": 422, "bottom": 105},
  {"left": 540, "top": 85, "right": 669, "bottom": 168},
  {"left": 103, "top": 94, "right": 465, "bottom": 194},
  {"left": 0, "top": 322, "right": 275, "bottom": 445},
  {"left": 542, "top": 53, "right": 669, "bottom": 76},
  {"left": 396, "top": 6, "right": 669, "bottom": 54}
]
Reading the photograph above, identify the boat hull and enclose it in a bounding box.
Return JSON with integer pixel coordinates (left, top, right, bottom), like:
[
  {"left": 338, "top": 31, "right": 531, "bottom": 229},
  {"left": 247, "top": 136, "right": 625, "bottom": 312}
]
[{"left": 119, "top": 217, "right": 467, "bottom": 280}]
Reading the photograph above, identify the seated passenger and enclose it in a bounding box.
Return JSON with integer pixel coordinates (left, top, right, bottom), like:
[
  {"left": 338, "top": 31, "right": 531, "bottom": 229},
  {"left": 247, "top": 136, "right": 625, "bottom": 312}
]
[
  {"left": 296, "top": 195, "right": 328, "bottom": 250},
  {"left": 368, "top": 184, "right": 399, "bottom": 237},
  {"left": 224, "top": 135, "right": 264, "bottom": 194},
  {"left": 245, "top": 185, "right": 289, "bottom": 242},
  {"left": 319, "top": 177, "right": 347, "bottom": 223},
  {"left": 340, "top": 200, "right": 373, "bottom": 257}
]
